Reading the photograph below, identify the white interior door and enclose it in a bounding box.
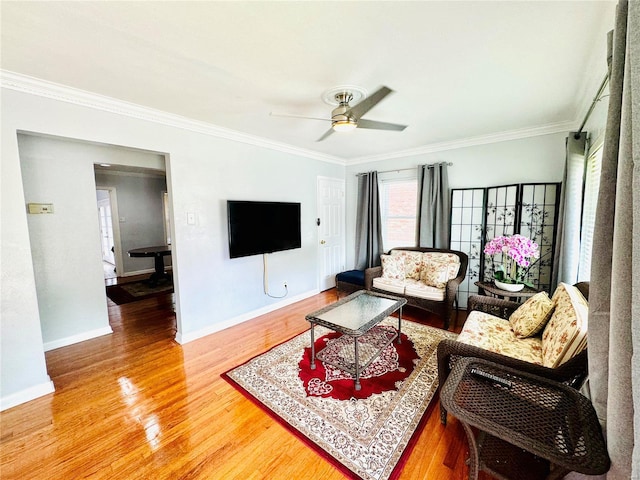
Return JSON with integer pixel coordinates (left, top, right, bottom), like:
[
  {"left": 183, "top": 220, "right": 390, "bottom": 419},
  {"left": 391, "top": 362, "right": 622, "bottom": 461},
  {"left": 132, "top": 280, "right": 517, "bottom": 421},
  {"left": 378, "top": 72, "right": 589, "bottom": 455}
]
[
  {"left": 317, "top": 177, "right": 345, "bottom": 291},
  {"left": 96, "top": 186, "right": 124, "bottom": 276},
  {"left": 97, "top": 198, "right": 115, "bottom": 264}
]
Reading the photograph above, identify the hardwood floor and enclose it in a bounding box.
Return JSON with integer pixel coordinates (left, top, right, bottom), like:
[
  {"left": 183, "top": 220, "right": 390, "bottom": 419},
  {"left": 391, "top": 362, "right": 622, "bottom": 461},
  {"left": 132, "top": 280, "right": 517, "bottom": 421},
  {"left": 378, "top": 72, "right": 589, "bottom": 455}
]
[{"left": 0, "top": 289, "right": 492, "bottom": 479}]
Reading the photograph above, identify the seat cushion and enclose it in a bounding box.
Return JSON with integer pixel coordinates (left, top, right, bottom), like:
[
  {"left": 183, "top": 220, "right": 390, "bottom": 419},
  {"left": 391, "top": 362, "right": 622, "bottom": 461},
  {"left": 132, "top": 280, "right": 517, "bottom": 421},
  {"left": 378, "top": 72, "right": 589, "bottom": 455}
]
[
  {"left": 390, "top": 250, "right": 423, "bottom": 280},
  {"left": 458, "top": 311, "right": 543, "bottom": 365},
  {"left": 541, "top": 283, "right": 589, "bottom": 368},
  {"left": 380, "top": 254, "right": 405, "bottom": 280},
  {"left": 509, "top": 291, "right": 555, "bottom": 338},
  {"left": 372, "top": 277, "right": 406, "bottom": 295},
  {"left": 403, "top": 279, "right": 445, "bottom": 301},
  {"left": 335, "top": 269, "right": 365, "bottom": 286}
]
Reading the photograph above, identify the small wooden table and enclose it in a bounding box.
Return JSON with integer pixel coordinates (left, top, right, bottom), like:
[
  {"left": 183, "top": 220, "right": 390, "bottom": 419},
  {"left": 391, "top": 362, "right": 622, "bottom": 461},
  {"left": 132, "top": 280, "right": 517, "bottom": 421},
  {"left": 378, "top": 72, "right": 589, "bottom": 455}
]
[
  {"left": 128, "top": 245, "right": 172, "bottom": 286},
  {"left": 475, "top": 280, "right": 538, "bottom": 302}
]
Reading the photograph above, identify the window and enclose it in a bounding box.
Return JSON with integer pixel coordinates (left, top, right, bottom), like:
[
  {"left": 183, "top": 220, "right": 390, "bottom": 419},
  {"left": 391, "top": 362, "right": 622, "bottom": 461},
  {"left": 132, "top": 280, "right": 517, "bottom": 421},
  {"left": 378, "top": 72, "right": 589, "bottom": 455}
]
[
  {"left": 577, "top": 146, "right": 603, "bottom": 281},
  {"left": 379, "top": 173, "right": 418, "bottom": 250}
]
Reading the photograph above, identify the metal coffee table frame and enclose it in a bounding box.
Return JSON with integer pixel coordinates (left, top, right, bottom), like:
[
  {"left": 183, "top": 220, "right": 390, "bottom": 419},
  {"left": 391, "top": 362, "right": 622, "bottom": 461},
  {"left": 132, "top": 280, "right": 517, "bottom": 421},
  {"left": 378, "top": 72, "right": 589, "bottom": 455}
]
[{"left": 305, "top": 290, "right": 407, "bottom": 391}]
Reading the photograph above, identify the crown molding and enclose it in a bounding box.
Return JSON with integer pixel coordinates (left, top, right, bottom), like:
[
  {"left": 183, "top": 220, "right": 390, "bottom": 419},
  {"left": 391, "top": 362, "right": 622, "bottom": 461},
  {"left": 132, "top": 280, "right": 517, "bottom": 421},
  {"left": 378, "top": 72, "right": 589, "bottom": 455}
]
[
  {"left": 2, "top": 70, "right": 583, "bottom": 167},
  {"left": 1, "top": 70, "right": 345, "bottom": 165},
  {"left": 346, "top": 120, "right": 579, "bottom": 165}
]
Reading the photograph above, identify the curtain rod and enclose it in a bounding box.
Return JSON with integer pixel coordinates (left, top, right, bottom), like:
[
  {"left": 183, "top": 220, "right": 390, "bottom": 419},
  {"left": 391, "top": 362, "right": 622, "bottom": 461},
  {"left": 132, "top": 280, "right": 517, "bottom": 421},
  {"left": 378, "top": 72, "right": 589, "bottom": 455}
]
[
  {"left": 574, "top": 73, "right": 610, "bottom": 139},
  {"left": 356, "top": 162, "right": 453, "bottom": 176}
]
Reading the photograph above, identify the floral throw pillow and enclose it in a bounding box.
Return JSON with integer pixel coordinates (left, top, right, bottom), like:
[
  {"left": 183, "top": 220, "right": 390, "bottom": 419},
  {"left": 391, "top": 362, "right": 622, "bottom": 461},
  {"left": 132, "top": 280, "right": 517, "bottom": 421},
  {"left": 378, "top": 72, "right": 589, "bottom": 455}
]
[
  {"left": 390, "top": 250, "right": 423, "bottom": 280},
  {"left": 381, "top": 254, "right": 405, "bottom": 280},
  {"left": 509, "top": 292, "right": 554, "bottom": 338},
  {"left": 419, "top": 252, "right": 460, "bottom": 288},
  {"left": 420, "top": 262, "right": 450, "bottom": 288},
  {"left": 541, "top": 283, "right": 589, "bottom": 368}
]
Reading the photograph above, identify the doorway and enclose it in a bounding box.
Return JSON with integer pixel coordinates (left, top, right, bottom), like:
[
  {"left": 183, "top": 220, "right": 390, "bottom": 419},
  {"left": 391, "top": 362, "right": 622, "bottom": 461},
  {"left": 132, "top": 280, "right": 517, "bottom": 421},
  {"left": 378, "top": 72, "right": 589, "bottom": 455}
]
[
  {"left": 96, "top": 186, "right": 125, "bottom": 282},
  {"left": 19, "top": 133, "right": 177, "bottom": 357},
  {"left": 97, "top": 190, "right": 117, "bottom": 280},
  {"left": 317, "top": 176, "right": 346, "bottom": 291},
  {"left": 94, "top": 165, "right": 169, "bottom": 284}
]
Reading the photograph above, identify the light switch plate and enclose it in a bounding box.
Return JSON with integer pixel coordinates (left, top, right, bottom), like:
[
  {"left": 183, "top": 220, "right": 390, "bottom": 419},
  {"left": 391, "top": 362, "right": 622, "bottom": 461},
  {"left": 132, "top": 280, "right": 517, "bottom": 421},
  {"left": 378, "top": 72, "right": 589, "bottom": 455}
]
[{"left": 187, "top": 212, "right": 196, "bottom": 225}]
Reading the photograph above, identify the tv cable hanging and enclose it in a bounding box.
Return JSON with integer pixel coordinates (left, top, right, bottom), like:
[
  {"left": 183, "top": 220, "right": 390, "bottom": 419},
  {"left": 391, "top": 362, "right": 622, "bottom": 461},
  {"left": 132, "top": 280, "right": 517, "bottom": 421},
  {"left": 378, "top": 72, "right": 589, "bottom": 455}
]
[{"left": 263, "top": 253, "right": 288, "bottom": 299}]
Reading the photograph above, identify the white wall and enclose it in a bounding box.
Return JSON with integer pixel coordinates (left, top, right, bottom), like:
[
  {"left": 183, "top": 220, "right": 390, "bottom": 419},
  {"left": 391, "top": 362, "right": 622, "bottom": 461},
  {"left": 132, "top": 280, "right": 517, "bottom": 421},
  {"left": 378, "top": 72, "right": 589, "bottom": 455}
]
[
  {"left": 344, "top": 132, "right": 567, "bottom": 267},
  {"left": 583, "top": 81, "right": 610, "bottom": 148},
  {"left": 19, "top": 135, "right": 114, "bottom": 351},
  {"left": 1, "top": 87, "right": 344, "bottom": 409},
  {"left": 0, "top": 130, "right": 55, "bottom": 410}
]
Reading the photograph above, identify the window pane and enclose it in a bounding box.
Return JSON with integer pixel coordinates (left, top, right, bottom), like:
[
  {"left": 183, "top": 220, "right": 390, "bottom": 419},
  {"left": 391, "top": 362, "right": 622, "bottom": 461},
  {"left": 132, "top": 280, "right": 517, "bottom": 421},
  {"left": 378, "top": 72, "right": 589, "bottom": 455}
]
[
  {"left": 578, "top": 148, "right": 603, "bottom": 281},
  {"left": 380, "top": 178, "right": 417, "bottom": 250}
]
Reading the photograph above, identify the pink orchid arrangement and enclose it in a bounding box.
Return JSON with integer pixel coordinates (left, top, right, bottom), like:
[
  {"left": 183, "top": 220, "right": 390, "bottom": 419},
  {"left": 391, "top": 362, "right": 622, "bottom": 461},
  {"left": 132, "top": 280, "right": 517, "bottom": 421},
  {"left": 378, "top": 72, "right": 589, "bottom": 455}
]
[{"left": 484, "top": 234, "right": 540, "bottom": 284}]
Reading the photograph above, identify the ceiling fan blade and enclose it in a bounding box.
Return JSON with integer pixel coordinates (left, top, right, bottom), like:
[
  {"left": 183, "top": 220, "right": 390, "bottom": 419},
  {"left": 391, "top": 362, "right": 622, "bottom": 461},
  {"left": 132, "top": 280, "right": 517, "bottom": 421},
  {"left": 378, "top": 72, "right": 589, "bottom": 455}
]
[
  {"left": 357, "top": 119, "right": 407, "bottom": 131},
  {"left": 316, "top": 128, "right": 335, "bottom": 142},
  {"left": 345, "top": 86, "right": 393, "bottom": 119},
  {"left": 270, "top": 112, "right": 331, "bottom": 122}
]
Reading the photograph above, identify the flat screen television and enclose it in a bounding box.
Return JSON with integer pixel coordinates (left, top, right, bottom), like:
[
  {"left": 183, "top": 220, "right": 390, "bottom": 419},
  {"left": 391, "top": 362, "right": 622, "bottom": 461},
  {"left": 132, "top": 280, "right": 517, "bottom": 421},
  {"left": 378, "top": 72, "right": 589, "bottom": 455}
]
[{"left": 227, "top": 200, "right": 302, "bottom": 258}]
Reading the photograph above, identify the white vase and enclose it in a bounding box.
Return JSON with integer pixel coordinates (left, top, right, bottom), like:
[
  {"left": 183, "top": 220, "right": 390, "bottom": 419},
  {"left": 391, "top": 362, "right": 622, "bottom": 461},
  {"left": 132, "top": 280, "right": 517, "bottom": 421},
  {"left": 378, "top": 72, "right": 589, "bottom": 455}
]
[{"left": 495, "top": 280, "right": 525, "bottom": 292}]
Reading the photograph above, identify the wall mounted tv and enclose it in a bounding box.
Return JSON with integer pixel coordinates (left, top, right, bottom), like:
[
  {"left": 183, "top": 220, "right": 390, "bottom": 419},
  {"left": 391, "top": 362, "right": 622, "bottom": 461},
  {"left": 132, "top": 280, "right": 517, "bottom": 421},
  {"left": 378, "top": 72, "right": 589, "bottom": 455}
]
[{"left": 227, "top": 200, "right": 302, "bottom": 258}]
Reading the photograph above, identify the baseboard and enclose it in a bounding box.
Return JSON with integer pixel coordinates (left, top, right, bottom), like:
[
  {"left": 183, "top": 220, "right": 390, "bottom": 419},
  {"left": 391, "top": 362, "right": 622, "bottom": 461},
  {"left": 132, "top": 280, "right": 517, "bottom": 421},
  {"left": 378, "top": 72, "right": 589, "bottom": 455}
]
[
  {"left": 43, "top": 326, "right": 114, "bottom": 352},
  {"left": 0, "top": 379, "right": 55, "bottom": 412},
  {"left": 176, "top": 289, "right": 318, "bottom": 345}
]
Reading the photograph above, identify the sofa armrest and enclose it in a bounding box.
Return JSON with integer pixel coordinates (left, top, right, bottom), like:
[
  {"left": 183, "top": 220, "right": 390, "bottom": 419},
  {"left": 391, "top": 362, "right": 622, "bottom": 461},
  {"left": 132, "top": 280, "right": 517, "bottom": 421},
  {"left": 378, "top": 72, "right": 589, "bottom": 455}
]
[
  {"left": 364, "top": 266, "right": 382, "bottom": 290},
  {"left": 468, "top": 295, "right": 521, "bottom": 320},
  {"left": 444, "top": 273, "right": 465, "bottom": 303},
  {"left": 437, "top": 339, "right": 588, "bottom": 424}
]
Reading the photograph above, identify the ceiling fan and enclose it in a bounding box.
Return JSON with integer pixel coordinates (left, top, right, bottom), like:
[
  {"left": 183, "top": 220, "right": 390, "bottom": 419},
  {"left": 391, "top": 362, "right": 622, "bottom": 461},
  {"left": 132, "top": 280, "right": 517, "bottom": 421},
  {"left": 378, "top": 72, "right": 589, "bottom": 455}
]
[{"left": 271, "top": 85, "right": 407, "bottom": 141}]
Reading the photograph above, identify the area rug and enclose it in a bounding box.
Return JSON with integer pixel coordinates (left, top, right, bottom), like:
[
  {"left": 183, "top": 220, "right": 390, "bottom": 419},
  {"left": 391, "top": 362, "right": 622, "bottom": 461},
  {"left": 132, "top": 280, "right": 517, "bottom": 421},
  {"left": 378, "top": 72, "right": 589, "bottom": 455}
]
[
  {"left": 105, "top": 280, "right": 173, "bottom": 305},
  {"left": 222, "top": 318, "right": 457, "bottom": 480}
]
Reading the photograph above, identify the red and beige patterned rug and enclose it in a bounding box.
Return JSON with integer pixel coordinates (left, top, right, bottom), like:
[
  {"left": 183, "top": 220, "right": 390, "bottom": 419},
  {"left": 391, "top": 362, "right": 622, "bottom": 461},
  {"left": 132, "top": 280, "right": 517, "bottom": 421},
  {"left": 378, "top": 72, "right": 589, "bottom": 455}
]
[{"left": 222, "top": 317, "right": 457, "bottom": 480}]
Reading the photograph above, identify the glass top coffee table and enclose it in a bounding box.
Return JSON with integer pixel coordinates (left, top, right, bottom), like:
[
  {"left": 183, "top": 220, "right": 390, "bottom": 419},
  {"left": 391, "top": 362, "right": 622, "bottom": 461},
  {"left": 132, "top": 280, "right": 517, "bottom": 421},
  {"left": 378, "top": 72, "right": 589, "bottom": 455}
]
[{"left": 305, "top": 290, "right": 407, "bottom": 391}]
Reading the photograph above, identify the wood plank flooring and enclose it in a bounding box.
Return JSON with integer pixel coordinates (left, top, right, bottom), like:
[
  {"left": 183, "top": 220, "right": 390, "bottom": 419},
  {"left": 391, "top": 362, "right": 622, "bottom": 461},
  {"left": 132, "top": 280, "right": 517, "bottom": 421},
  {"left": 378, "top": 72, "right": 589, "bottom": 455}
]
[{"left": 0, "top": 287, "right": 493, "bottom": 479}]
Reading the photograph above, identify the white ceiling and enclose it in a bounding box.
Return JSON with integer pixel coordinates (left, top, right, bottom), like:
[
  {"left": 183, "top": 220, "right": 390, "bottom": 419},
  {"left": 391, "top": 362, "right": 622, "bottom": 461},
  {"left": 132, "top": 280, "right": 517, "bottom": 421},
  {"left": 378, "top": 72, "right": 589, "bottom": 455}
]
[{"left": 1, "top": 1, "right": 616, "bottom": 163}]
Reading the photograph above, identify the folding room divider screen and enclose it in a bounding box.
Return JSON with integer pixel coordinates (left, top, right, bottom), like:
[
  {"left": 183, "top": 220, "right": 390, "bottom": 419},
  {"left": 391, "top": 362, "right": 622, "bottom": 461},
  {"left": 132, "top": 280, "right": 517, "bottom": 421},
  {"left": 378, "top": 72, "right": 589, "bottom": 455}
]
[{"left": 450, "top": 183, "right": 561, "bottom": 309}]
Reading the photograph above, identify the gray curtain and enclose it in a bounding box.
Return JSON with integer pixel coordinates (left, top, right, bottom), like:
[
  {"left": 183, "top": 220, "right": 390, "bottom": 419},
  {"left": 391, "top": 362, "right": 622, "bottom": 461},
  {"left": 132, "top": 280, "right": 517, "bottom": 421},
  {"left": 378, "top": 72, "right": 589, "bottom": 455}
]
[
  {"left": 587, "top": 1, "right": 639, "bottom": 478},
  {"left": 417, "top": 162, "right": 450, "bottom": 249},
  {"left": 355, "top": 171, "right": 383, "bottom": 270},
  {"left": 551, "top": 132, "right": 587, "bottom": 291}
]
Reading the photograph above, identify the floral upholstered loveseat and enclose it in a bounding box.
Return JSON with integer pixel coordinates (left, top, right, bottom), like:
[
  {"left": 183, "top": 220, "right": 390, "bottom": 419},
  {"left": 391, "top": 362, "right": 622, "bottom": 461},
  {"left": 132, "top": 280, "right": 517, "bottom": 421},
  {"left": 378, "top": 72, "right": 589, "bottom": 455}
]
[
  {"left": 364, "top": 247, "right": 468, "bottom": 330},
  {"left": 437, "top": 282, "right": 590, "bottom": 424}
]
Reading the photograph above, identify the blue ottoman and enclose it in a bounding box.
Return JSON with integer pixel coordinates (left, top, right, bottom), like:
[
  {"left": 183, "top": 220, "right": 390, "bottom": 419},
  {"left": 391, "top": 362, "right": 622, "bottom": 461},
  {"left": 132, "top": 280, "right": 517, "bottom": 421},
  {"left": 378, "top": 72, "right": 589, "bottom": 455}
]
[{"left": 335, "top": 269, "right": 365, "bottom": 299}]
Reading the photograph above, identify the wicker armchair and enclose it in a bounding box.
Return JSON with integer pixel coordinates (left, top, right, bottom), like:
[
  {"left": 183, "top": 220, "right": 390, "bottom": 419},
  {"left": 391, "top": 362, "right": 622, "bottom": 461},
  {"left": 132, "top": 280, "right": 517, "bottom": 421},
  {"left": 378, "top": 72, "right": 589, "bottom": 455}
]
[
  {"left": 440, "top": 357, "right": 609, "bottom": 480},
  {"left": 438, "top": 282, "right": 590, "bottom": 425},
  {"left": 365, "top": 247, "right": 468, "bottom": 330}
]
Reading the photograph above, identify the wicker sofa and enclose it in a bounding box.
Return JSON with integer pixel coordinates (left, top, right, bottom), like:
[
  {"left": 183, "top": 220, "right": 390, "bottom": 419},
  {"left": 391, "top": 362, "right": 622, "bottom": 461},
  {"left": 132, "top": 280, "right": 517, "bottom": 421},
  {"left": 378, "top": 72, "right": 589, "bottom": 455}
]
[
  {"left": 438, "top": 282, "right": 590, "bottom": 425},
  {"left": 364, "top": 247, "right": 468, "bottom": 330}
]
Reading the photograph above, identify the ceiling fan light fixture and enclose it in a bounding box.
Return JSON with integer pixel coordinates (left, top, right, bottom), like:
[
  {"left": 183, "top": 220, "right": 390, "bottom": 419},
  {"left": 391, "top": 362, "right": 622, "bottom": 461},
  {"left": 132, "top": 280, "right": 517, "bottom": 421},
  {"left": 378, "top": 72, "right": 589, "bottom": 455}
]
[{"left": 332, "top": 119, "right": 357, "bottom": 132}]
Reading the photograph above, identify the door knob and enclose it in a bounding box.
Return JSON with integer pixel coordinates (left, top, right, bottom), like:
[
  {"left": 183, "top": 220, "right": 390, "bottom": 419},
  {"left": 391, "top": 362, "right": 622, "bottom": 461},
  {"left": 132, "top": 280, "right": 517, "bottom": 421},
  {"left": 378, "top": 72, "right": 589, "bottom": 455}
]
[{"left": 320, "top": 240, "right": 326, "bottom": 244}]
